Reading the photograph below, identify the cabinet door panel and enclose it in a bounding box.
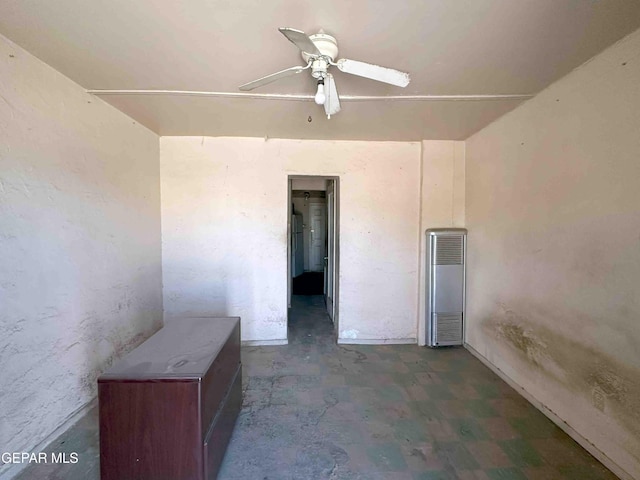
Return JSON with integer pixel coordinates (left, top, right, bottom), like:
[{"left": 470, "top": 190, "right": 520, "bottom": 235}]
[
  {"left": 203, "top": 367, "right": 242, "bottom": 479},
  {"left": 99, "top": 380, "right": 201, "bottom": 480},
  {"left": 200, "top": 323, "right": 241, "bottom": 437}
]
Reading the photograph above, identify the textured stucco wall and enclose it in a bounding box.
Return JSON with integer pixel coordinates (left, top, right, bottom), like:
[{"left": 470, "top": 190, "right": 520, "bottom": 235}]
[
  {"left": 416, "top": 141, "right": 465, "bottom": 346},
  {"left": 161, "top": 137, "right": 427, "bottom": 343},
  {"left": 0, "top": 34, "right": 162, "bottom": 474},
  {"left": 465, "top": 29, "right": 640, "bottom": 478}
]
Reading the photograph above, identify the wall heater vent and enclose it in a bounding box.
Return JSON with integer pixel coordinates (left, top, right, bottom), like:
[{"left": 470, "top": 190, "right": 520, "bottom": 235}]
[
  {"left": 434, "top": 236, "right": 464, "bottom": 265},
  {"left": 434, "top": 313, "right": 463, "bottom": 343},
  {"left": 426, "top": 229, "right": 467, "bottom": 347}
]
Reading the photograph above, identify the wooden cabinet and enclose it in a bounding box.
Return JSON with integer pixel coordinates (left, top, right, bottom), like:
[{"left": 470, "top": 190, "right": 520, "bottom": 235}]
[{"left": 98, "top": 317, "right": 241, "bottom": 480}]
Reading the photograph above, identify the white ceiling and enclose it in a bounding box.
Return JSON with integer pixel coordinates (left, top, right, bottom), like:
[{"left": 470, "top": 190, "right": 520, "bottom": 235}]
[{"left": 1, "top": 0, "right": 639, "bottom": 140}]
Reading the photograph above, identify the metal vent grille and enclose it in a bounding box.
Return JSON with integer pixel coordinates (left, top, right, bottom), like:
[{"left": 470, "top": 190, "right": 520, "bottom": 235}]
[
  {"left": 434, "top": 236, "right": 464, "bottom": 265},
  {"left": 434, "top": 313, "right": 463, "bottom": 345}
]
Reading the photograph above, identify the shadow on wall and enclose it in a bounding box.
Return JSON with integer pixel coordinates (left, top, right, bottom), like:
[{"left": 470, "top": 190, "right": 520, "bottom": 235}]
[{"left": 162, "top": 260, "right": 275, "bottom": 340}]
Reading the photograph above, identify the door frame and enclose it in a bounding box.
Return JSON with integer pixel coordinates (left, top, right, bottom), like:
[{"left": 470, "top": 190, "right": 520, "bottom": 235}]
[
  {"left": 325, "top": 181, "right": 336, "bottom": 322},
  {"left": 287, "top": 175, "right": 340, "bottom": 339}
]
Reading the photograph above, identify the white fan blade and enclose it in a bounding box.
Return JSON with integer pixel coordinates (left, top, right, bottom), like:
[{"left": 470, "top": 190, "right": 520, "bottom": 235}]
[
  {"left": 336, "top": 58, "right": 410, "bottom": 87},
  {"left": 279, "top": 27, "right": 321, "bottom": 56},
  {"left": 239, "top": 65, "right": 309, "bottom": 91},
  {"left": 324, "top": 73, "right": 340, "bottom": 118}
]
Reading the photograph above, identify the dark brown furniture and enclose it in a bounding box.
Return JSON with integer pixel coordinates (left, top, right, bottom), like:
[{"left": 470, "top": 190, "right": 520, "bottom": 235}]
[{"left": 98, "top": 317, "right": 241, "bottom": 480}]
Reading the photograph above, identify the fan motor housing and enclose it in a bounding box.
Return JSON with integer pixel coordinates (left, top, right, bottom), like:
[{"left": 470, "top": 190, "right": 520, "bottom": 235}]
[
  {"left": 310, "top": 59, "right": 328, "bottom": 79},
  {"left": 301, "top": 33, "right": 338, "bottom": 63}
]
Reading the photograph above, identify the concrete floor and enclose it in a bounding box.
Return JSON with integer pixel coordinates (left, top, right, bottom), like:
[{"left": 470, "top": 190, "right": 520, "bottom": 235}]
[{"left": 14, "top": 295, "right": 618, "bottom": 479}]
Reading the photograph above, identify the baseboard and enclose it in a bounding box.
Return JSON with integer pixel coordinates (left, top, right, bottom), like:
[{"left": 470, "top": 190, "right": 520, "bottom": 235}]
[
  {"left": 464, "top": 343, "right": 632, "bottom": 480},
  {"left": 337, "top": 337, "right": 417, "bottom": 345},
  {"left": 241, "top": 339, "right": 288, "bottom": 346},
  {"left": 0, "top": 397, "right": 97, "bottom": 480}
]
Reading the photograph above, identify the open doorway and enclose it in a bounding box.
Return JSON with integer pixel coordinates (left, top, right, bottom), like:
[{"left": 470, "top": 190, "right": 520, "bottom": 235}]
[{"left": 287, "top": 176, "right": 339, "bottom": 341}]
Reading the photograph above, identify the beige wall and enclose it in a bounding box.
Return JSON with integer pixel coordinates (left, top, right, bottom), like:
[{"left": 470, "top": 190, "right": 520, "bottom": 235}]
[
  {"left": 417, "top": 141, "right": 465, "bottom": 345},
  {"left": 465, "top": 29, "right": 640, "bottom": 478},
  {"left": 161, "top": 137, "right": 466, "bottom": 344},
  {"left": 0, "top": 34, "right": 162, "bottom": 476}
]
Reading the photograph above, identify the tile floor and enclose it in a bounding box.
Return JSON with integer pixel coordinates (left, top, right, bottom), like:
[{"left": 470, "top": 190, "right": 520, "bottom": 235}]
[{"left": 14, "top": 295, "right": 618, "bottom": 479}]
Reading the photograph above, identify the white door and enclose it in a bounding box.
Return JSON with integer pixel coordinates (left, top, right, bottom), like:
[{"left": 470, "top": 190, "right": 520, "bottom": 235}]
[
  {"left": 325, "top": 183, "right": 335, "bottom": 321},
  {"left": 309, "top": 203, "right": 326, "bottom": 272}
]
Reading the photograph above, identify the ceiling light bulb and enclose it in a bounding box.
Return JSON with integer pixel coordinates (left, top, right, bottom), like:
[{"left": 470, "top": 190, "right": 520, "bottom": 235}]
[{"left": 315, "top": 81, "right": 326, "bottom": 105}]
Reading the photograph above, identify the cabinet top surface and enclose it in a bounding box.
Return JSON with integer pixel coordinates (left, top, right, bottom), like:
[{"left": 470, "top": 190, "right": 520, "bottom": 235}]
[{"left": 99, "top": 317, "right": 239, "bottom": 381}]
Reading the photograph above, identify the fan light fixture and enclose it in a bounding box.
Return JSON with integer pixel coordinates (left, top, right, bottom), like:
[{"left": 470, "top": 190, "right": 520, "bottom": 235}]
[
  {"left": 238, "top": 27, "right": 411, "bottom": 119},
  {"left": 314, "top": 80, "right": 326, "bottom": 105}
]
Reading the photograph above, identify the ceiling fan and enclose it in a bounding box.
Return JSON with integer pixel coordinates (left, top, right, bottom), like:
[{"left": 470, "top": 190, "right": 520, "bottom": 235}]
[{"left": 239, "top": 27, "right": 411, "bottom": 119}]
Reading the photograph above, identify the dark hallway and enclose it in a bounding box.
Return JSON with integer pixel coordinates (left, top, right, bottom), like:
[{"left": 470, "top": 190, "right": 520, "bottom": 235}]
[
  {"left": 288, "top": 294, "right": 335, "bottom": 342},
  {"left": 292, "top": 272, "right": 325, "bottom": 296}
]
